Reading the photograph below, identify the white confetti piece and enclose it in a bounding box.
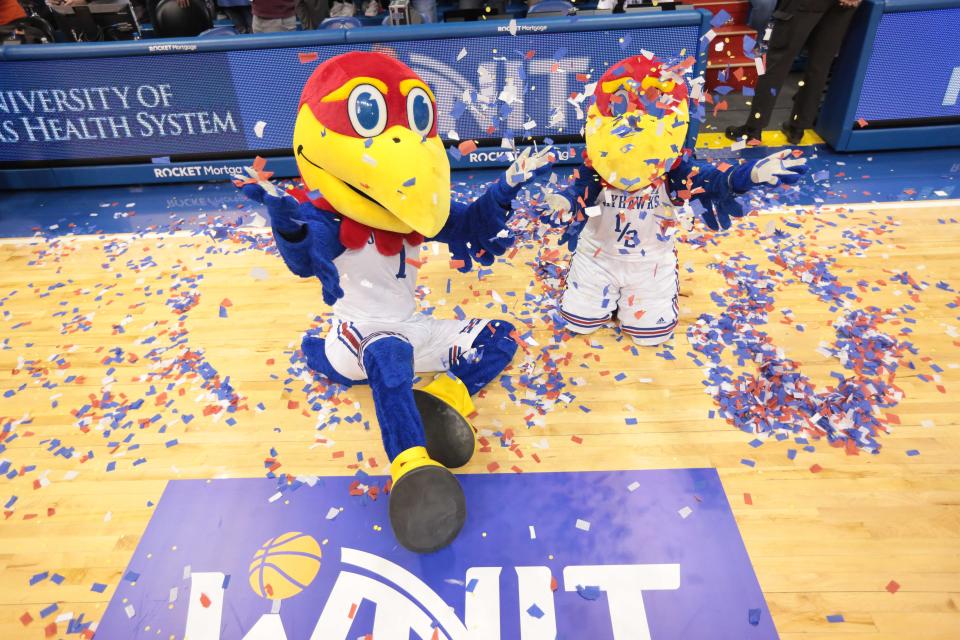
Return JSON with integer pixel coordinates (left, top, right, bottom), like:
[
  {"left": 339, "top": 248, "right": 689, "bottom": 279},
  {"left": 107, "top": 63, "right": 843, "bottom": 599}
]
[
  {"left": 183, "top": 565, "right": 192, "bottom": 580},
  {"left": 575, "top": 519, "right": 591, "bottom": 532},
  {"left": 457, "top": 48, "right": 468, "bottom": 61},
  {"left": 325, "top": 507, "right": 340, "bottom": 520},
  {"left": 529, "top": 525, "right": 537, "bottom": 539},
  {"left": 921, "top": 419, "right": 935, "bottom": 428},
  {"left": 254, "top": 121, "right": 267, "bottom": 138},
  {"left": 508, "top": 18, "right": 517, "bottom": 36},
  {"left": 627, "top": 481, "right": 640, "bottom": 492},
  {"left": 124, "top": 604, "right": 136, "bottom": 619},
  {"left": 104, "top": 511, "right": 112, "bottom": 523},
  {"left": 678, "top": 506, "right": 693, "bottom": 519},
  {"left": 169, "top": 587, "right": 179, "bottom": 603}
]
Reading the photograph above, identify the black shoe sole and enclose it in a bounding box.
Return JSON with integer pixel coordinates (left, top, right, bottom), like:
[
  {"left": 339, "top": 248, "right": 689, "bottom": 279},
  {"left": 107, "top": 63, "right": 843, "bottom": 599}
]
[
  {"left": 389, "top": 464, "right": 466, "bottom": 554},
  {"left": 413, "top": 389, "right": 476, "bottom": 469}
]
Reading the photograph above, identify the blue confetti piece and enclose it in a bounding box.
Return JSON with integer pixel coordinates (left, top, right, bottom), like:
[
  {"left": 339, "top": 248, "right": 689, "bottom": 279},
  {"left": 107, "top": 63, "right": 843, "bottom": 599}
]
[
  {"left": 741, "top": 459, "right": 756, "bottom": 467},
  {"left": 527, "top": 604, "right": 545, "bottom": 618},
  {"left": 3, "top": 495, "right": 16, "bottom": 509},
  {"left": 466, "top": 578, "right": 479, "bottom": 593},
  {"left": 827, "top": 614, "right": 844, "bottom": 623},
  {"left": 51, "top": 573, "right": 64, "bottom": 585},
  {"left": 748, "top": 608, "right": 762, "bottom": 625},
  {"left": 749, "top": 439, "right": 763, "bottom": 448},
  {"left": 906, "top": 449, "right": 919, "bottom": 456},
  {"left": 165, "top": 439, "right": 179, "bottom": 448},
  {"left": 30, "top": 571, "right": 49, "bottom": 586},
  {"left": 40, "top": 603, "right": 58, "bottom": 618},
  {"left": 124, "top": 570, "right": 140, "bottom": 583},
  {"left": 576, "top": 584, "right": 602, "bottom": 600}
]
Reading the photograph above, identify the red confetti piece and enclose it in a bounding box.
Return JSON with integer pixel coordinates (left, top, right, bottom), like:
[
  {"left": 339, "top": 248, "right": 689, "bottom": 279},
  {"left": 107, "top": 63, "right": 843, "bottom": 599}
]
[
  {"left": 20, "top": 612, "right": 32, "bottom": 626},
  {"left": 449, "top": 259, "right": 466, "bottom": 269},
  {"left": 885, "top": 580, "right": 900, "bottom": 594},
  {"left": 220, "top": 298, "right": 232, "bottom": 307},
  {"left": 885, "top": 413, "right": 900, "bottom": 425},
  {"left": 743, "top": 493, "right": 753, "bottom": 505},
  {"left": 298, "top": 52, "right": 319, "bottom": 64},
  {"left": 45, "top": 623, "right": 57, "bottom": 638},
  {"left": 856, "top": 117, "right": 869, "bottom": 127},
  {"left": 348, "top": 603, "right": 358, "bottom": 619},
  {"left": 458, "top": 140, "right": 478, "bottom": 155},
  {"left": 200, "top": 593, "right": 211, "bottom": 608},
  {"left": 810, "top": 464, "right": 822, "bottom": 473},
  {"left": 571, "top": 435, "right": 583, "bottom": 444},
  {"left": 486, "top": 461, "right": 500, "bottom": 473}
]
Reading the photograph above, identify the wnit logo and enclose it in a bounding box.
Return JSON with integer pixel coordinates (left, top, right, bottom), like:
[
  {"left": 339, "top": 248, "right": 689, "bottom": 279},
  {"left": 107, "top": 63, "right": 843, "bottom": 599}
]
[{"left": 182, "top": 531, "right": 680, "bottom": 640}]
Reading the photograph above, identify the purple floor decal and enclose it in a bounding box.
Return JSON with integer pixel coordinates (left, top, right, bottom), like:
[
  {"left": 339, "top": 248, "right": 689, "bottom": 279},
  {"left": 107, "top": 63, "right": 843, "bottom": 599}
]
[{"left": 98, "top": 469, "right": 776, "bottom": 639}]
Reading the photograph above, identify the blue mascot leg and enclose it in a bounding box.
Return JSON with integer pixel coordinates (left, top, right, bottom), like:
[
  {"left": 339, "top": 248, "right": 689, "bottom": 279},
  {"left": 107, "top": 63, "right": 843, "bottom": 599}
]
[
  {"left": 360, "top": 336, "right": 426, "bottom": 460},
  {"left": 362, "top": 335, "right": 467, "bottom": 554},
  {"left": 450, "top": 319, "right": 518, "bottom": 395}
]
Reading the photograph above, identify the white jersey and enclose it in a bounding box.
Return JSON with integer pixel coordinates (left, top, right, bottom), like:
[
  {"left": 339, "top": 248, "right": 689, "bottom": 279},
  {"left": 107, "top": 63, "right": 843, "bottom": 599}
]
[
  {"left": 578, "top": 183, "right": 679, "bottom": 261},
  {"left": 332, "top": 233, "right": 419, "bottom": 323}
]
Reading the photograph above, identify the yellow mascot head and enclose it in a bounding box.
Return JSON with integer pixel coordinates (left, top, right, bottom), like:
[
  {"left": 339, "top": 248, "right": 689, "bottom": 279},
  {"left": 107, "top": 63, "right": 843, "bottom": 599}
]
[
  {"left": 585, "top": 55, "right": 690, "bottom": 192},
  {"left": 293, "top": 51, "right": 451, "bottom": 237}
]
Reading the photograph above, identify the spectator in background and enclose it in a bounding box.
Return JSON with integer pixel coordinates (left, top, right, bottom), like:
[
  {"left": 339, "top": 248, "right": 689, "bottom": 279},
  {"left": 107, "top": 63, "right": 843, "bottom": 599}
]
[
  {"left": 251, "top": 0, "right": 294, "bottom": 31},
  {"left": 296, "top": 0, "right": 325, "bottom": 27},
  {"left": 726, "top": 0, "right": 861, "bottom": 145},
  {"left": 0, "top": 0, "right": 26, "bottom": 24},
  {"left": 218, "top": 0, "right": 252, "bottom": 32},
  {"left": 748, "top": 0, "right": 776, "bottom": 35}
]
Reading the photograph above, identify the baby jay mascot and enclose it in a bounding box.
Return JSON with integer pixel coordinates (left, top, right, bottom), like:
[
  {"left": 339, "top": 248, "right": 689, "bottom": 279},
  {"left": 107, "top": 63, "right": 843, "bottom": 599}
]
[
  {"left": 236, "top": 52, "right": 552, "bottom": 552},
  {"left": 542, "top": 55, "right": 807, "bottom": 345}
]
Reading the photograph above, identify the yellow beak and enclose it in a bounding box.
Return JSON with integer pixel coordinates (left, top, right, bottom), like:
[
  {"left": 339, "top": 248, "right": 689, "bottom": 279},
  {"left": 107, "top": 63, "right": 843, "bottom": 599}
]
[
  {"left": 584, "top": 101, "right": 690, "bottom": 192},
  {"left": 293, "top": 104, "right": 451, "bottom": 237}
]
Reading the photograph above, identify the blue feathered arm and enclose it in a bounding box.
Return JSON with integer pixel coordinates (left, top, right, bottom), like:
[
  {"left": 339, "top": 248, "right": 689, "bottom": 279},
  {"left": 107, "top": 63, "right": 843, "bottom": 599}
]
[
  {"left": 432, "top": 189, "right": 512, "bottom": 273},
  {"left": 240, "top": 184, "right": 345, "bottom": 305},
  {"left": 542, "top": 163, "right": 604, "bottom": 252},
  {"left": 666, "top": 155, "right": 757, "bottom": 231}
]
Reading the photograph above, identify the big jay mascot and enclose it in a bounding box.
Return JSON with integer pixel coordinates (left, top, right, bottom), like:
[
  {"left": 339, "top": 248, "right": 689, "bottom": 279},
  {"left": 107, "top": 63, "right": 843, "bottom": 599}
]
[
  {"left": 541, "top": 54, "right": 807, "bottom": 345},
  {"left": 236, "top": 52, "right": 552, "bottom": 552}
]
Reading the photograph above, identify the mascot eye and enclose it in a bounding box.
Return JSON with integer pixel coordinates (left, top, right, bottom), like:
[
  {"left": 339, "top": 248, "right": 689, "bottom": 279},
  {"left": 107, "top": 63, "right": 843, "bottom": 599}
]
[
  {"left": 406, "top": 88, "right": 434, "bottom": 136},
  {"left": 347, "top": 84, "right": 387, "bottom": 137},
  {"left": 611, "top": 88, "right": 633, "bottom": 117}
]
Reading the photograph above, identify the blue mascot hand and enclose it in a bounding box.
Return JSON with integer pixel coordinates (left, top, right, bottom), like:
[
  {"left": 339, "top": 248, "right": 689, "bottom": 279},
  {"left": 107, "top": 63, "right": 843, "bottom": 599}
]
[
  {"left": 695, "top": 194, "right": 745, "bottom": 231},
  {"left": 559, "top": 217, "right": 586, "bottom": 252},
  {"left": 447, "top": 212, "right": 514, "bottom": 273},
  {"left": 491, "top": 146, "right": 556, "bottom": 208},
  {"left": 238, "top": 182, "right": 302, "bottom": 237},
  {"left": 308, "top": 239, "right": 345, "bottom": 306}
]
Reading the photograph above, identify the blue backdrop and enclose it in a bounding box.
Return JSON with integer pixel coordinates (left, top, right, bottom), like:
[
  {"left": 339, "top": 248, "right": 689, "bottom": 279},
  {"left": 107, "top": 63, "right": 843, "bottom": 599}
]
[
  {"left": 0, "top": 16, "right": 703, "bottom": 165},
  {"left": 854, "top": 6, "right": 960, "bottom": 122}
]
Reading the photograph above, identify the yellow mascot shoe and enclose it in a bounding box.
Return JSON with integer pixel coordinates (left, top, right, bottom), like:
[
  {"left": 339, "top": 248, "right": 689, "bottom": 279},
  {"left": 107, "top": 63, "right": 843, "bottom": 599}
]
[
  {"left": 413, "top": 374, "right": 477, "bottom": 469},
  {"left": 388, "top": 446, "right": 466, "bottom": 554}
]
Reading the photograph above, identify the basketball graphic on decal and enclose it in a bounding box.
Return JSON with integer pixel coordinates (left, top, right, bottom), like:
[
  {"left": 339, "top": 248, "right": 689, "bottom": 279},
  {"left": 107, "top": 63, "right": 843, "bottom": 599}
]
[{"left": 248, "top": 532, "right": 322, "bottom": 600}]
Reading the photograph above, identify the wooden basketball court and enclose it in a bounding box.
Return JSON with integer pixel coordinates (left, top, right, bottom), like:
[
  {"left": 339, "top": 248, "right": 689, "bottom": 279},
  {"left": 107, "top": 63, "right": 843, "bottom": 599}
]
[{"left": 1, "top": 198, "right": 959, "bottom": 638}]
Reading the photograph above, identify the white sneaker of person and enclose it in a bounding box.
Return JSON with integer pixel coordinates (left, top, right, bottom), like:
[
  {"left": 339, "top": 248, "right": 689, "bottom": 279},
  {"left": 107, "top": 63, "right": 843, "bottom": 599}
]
[
  {"left": 597, "top": 0, "right": 615, "bottom": 8},
  {"left": 362, "top": 0, "right": 380, "bottom": 15}
]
